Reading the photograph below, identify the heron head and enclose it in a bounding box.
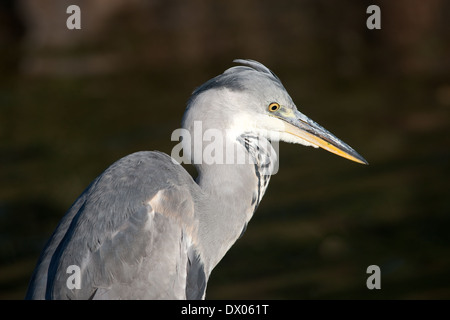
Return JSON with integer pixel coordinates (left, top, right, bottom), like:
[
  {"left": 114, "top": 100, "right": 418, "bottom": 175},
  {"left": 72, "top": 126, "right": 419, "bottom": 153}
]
[{"left": 183, "top": 59, "right": 367, "bottom": 165}]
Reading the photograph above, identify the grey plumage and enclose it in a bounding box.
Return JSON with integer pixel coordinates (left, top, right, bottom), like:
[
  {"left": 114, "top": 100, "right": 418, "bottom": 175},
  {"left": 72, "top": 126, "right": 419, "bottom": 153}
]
[
  {"left": 27, "top": 152, "right": 204, "bottom": 299},
  {"left": 26, "top": 59, "right": 367, "bottom": 300}
]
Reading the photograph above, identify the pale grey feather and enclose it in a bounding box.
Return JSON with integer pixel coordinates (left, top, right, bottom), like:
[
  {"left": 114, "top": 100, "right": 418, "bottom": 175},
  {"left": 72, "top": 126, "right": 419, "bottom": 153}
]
[{"left": 27, "top": 151, "right": 206, "bottom": 299}]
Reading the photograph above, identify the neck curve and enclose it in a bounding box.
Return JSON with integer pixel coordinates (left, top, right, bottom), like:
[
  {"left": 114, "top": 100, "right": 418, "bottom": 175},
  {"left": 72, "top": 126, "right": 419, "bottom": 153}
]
[{"left": 192, "top": 134, "right": 276, "bottom": 275}]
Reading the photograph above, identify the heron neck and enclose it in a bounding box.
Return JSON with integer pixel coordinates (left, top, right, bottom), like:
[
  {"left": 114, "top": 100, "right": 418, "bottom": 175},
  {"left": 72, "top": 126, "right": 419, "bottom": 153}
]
[{"left": 193, "top": 134, "right": 275, "bottom": 275}]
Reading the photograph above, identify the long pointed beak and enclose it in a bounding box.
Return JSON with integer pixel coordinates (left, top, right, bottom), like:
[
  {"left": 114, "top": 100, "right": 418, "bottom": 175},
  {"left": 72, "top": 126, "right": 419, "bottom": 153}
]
[{"left": 280, "top": 109, "right": 368, "bottom": 165}]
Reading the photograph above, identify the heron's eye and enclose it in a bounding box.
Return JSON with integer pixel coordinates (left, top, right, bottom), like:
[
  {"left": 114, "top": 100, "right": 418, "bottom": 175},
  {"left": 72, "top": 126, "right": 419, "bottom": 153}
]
[{"left": 268, "top": 102, "right": 280, "bottom": 112}]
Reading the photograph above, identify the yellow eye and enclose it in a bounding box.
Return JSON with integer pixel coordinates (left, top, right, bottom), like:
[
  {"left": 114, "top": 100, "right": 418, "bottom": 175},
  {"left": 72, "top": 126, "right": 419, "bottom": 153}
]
[{"left": 268, "top": 102, "right": 280, "bottom": 112}]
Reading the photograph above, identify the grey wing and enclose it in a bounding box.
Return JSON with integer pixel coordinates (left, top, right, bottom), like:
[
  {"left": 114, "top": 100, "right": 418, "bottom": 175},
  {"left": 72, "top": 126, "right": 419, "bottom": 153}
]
[{"left": 26, "top": 151, "right": 207, "bottom": 300}]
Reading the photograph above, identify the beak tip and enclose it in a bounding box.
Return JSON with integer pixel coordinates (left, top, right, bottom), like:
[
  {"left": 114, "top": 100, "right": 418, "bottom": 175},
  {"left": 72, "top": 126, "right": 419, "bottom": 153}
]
[
  {"left": 359, "top": 158, "right": 369, "bottom": 165},
  {"left": 348, "top": 152, "right": 368, "bottom": 165}
]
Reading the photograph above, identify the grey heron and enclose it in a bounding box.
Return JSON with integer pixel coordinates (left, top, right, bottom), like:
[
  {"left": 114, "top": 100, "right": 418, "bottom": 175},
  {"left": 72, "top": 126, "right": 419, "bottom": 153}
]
[{"left": 26, "top": 59, "right": 367, "bottom": 299}]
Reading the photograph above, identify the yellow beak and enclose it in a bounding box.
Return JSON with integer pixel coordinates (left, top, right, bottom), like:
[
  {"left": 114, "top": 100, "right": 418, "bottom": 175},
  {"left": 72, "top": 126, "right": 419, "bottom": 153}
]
[{"left": 277, "top": 108, "right": 368, "bottom": 165}]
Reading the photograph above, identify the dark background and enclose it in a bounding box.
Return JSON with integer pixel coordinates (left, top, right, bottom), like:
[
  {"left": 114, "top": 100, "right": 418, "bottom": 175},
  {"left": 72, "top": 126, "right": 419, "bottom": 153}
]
[{"left": 1, "top": 0, "right": 449, "bottom": 299}]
